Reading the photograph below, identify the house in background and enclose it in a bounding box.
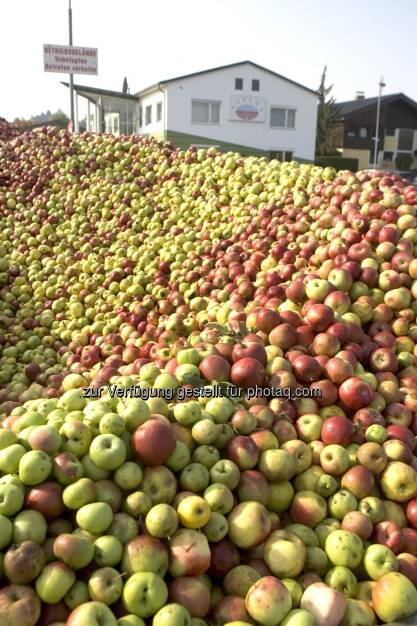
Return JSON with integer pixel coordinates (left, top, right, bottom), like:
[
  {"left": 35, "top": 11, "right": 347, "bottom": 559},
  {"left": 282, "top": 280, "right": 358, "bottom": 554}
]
[
  {"left": 334, "top": 92, "right": 417, "bottom": 170},
  {"left": 63, "top": 61, "right": 318, "bottom": 161}
]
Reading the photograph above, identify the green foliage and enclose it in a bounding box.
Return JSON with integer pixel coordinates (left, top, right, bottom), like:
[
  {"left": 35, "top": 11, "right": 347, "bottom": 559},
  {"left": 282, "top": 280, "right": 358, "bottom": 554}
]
[{"left": 316, "top": 66, "right": 342, "bottom": 156}]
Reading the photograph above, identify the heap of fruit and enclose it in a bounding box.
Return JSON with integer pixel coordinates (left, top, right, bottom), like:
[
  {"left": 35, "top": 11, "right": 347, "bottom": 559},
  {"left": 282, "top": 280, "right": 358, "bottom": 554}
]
[{"left": 1, "top": 126, "right": 417, "bottom": 626}]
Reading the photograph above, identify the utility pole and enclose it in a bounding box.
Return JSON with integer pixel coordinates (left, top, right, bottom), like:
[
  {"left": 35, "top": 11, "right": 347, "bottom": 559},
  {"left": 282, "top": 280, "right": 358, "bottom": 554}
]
[
  {"left": 68, "top": 0, "right": 75, "bottom": 131},
  {"left": 373, "top": 76, "right": 386, "bottom": 169}
]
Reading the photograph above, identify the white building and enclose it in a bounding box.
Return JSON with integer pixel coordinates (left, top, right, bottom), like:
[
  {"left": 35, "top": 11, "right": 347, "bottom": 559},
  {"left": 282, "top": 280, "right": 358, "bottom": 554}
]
[{"left": 66, "top": 60, "right": 318, "bottom": 161}]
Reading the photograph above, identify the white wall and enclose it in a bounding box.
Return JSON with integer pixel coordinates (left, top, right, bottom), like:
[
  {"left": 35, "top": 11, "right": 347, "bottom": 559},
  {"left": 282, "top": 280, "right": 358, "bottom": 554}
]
[
  {"left": 139, "top": 89, "right": 166, "bottom": 135},
  {"left": 164, "top": 63, "right": 317, "bottom": 159}
]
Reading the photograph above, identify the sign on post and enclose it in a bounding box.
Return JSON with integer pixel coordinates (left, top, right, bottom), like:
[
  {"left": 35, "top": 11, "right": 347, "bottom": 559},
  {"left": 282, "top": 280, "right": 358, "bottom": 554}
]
[{"left": 43, "top": 44, "right": 98, "bottom": 75}]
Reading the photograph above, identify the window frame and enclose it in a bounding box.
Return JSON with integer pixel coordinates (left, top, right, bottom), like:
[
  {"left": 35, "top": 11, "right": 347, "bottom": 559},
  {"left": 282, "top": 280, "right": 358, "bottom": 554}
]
[
  {"left": 191, "top": 99, "right": 221, "bottom": 125},
  {"left": 156, "top": 102, "right": 162, "bottom": 123},
  {"left": 251, "top": 79, "right": 260, "bottom": 92},
  {"left": 359, "top": 126, "right": 368, "bottom": 138},
  {"left": 270, "top": 106, "right": 297, "bottom": 129},
  {"left": 145, "top": 105, "right": 152, "bottom": 126},
  {"left": 383, "top": 151, "right": 394, "bottom": 161},
  {"left": 235, "top": 78, "right": 243, "bottom": 90}
]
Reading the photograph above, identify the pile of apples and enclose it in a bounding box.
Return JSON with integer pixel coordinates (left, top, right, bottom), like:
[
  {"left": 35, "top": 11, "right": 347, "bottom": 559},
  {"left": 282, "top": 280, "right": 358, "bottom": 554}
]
[{"left": 2, "top": 126, "right": 417, "bottom": 626}]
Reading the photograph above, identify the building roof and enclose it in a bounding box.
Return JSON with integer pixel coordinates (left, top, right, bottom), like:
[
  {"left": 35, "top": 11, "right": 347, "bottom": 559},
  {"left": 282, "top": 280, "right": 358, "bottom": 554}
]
[
  {"left": 336, "top": 92, "right": 417, "bottom": 117},
  {"left": 61, "top": 82, "right": 138, "bottom": 102},
  {"left": 134, "top": 60, "right": 318, "bottom": 97}
]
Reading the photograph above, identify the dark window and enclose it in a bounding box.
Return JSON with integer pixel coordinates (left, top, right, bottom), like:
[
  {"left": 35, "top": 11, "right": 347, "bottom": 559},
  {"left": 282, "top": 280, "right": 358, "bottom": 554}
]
[
  {"left": 398, "top": 129, "right": 414, "bottom": 151},
  {"left": 235, "top": 78, "right": 243, "bottom": 90},
  {"left": 269, "top": 150, "right": 293, "bottom": 161},
  {"left": 383, "top": 151, "right": 394, "bottom": 161},
  {"left": 252, "top": 79, "right": 260, "bottom": 91},
  {"left": 156, "top": 102, "right": 162, "bottom": 122},
  {"left": 385, "top": 127, "right": 395, "bottom": 137},
  {"left": 284, "top": 151, "right": 293, "bottom": 161}
]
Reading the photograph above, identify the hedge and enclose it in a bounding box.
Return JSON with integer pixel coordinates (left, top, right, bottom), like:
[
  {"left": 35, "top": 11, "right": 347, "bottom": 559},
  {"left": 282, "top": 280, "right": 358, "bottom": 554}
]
[{"left": 315, "top": 156, "right": 359, "bottom": 172}]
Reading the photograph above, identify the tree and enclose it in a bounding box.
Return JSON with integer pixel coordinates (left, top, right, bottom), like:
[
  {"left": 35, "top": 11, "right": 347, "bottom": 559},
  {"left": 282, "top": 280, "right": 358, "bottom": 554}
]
[{"left": 316, "top": 66, "right": 342, "bottom": 156}]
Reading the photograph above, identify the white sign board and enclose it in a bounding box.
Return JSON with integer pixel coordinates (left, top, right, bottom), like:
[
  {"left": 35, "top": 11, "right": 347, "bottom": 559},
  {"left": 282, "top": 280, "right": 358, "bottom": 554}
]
[
  {"left": 229, "top": 95, "right": 266, "bottom": 123},
  {"left": 43, "top": 44, "right": 98, "bottom": 75}
]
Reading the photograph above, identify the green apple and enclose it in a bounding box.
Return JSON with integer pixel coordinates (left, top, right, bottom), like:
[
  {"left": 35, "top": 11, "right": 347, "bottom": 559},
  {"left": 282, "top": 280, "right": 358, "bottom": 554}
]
[
  {"left": 13, "top": 509, "right": 47, "bottom": 544},
  {"left": 81, "top": 454, "right": 111, "bottom": 481},
  {"left": 202, "top": 512, "right": 228, "bottom": 542},
  {"left": 192, "top": 445, "right": 220, "bottom": 469},
  {"left": 380, "top": 461, "right": 417, "bottom": 502},
  {"left": 267, "top": 481, "right": 295, "bottom": 513},
  {"left": 166, "top": 441, "right": 192, "bottom": 472},
  {"left": 203, "top": 483, "right": 234, "bottom": 514},
  {"left": 340, "top": 598, "right": 376, "bottom": 626},
  {"left": 114, "top": 462, "right": 143, "bottom": 491},
  {"left": 0, "top": 514, "right": 13, "bottom": 548},
  {"left": 325, "top": 530, "right": 363, "bottom": 568},
  {"left": 58, "top": 420, "right": 92, "bottom": 458},
  {"left": 0, "top": 443, "right": 26, "bottom": 474},
  {"left": 372, "top": 572, "right": 417, "bottom": 623},
  {"left": 94, "top": 535, "right": 123, "bottom": 567},
  {"left": 281, "top": 609, "right": 316, "bottom": 626},
  {"left": 53, "top": 533, "right": 94, "bottom": 569},
  {"left": 228, "top": 501, "right": 271, "bottom": 549},
  {"left": 89, "top": 434, "right": 127, "bottom": 470},
  {"left": 19, "top": 450, "right": 52, "bottom": 485},
  {"left": 76, "top": 502, "right": 113, "bottom": 534},
  {"left": 205, "top": 397, "right": 234, "bottom": 423},
  {"left": 174, "top": 401, "right": 202, "bottom": 426},
  {"left": 63, "top": 477, "right": 97, "bottom": 509},
  {"left": 153, "top": 603, "right": 191, "bottom": 626},
  {"left": 325, "top": 566, "right": 358, "bottom": 597},
  {"left": 36, "top": 561, "right": 76, "bottom": 603},
  {"left": 246, "top": 576, "right": 292, "bottom": 626},
  {"left": 264, "top": 530, "right": 306, "bottom": 578},
  {"left": 66, "top": 601, "right": 118, "bottom": 626},
  {"left": 88, "top": 567, "right": 123, "bottom": 605},
  {"left": 123, "top": 491, "right": 152, "bottom": 518},
  {"left": 363, "top": 544, "right": 398, "bottom": 580},
  {"left": 108, "top": 512, "right": 138, "bottom": 545},
  {"left": 64, "top": 579, "right": 90, "bottom": 609},
  {"left": 122, "top": 572, "right": 168, "bottom": 618},
  {"left": 146, "top": 504, "right": 179, "bottom": 538},
  {"left": 118, "top": 615, "right": 146, "bottom": 626},
  {"left": 209, "top": 460, "right": 240, "bottom": 489},
  {"left": 0, "top": 483, "right": 24, "bottom": 517},
  {"left": 57, "top": 388, "right": 86, "bottom": 412},
  {"left": 0, "top": 429, "right": 17, "bottom": 450},
  {"left": 180, "top": 463, "right": 210, "bottom": 493},
  {"left": 99, "top": 413, "right": 125, "bottom": 437},
  {"left": 328, "top": 490, "right": 358, "bottom": 520}
]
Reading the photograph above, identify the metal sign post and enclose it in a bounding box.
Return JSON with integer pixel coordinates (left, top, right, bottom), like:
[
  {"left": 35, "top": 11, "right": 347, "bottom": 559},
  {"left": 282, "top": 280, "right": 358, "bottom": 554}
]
[{"left": 68, "top": 0, "right": 74, "bottom": 130}]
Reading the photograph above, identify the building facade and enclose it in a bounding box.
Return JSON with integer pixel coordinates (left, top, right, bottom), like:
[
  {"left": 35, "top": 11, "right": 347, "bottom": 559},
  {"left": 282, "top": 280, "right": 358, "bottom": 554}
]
[
  {"left": 65, "top": 61, "right": 318, "bottom": 161},
  {"left": 334, "top": 93, "right": 417, "bottom": 170}
]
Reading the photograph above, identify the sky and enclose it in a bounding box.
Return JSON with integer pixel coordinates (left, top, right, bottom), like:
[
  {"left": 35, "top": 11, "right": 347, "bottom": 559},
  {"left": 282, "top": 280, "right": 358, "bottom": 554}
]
[{"left": 1, "top": 0, "right": 417, "bottom": 121}]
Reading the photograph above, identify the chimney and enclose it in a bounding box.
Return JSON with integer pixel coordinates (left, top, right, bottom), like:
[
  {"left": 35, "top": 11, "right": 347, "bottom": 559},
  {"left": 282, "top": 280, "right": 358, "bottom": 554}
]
[{"left": 355, "top": 91, "right": 365, "bottom": 100}]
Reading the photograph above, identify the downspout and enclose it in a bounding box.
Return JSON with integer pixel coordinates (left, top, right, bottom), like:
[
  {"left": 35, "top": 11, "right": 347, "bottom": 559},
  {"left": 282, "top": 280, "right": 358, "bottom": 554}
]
[{"left": 157, "top": 83, "right": 166, "bottom": 141}]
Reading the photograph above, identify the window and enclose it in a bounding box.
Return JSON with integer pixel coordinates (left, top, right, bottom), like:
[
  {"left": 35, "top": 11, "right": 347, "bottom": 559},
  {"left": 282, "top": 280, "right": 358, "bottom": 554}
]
[
  {"left": 359, "top": 127, "right": 368, "bottom": 138},
  {"left": 156, "top": 102, "right": 162, "bottom": 122},
  {"left": 269, "top": 150, "right": 293, "bottom": 161},
  {"left": 398, "top": 129, "right": 414, "bottom": 151},
  {"left": 385, "top": 127, "right": 395, "bottom": 137},
  {"left": 191, "top": 100, "right": 220, "bottom": 124},
  {"left": 347, "top": 125, "right": 357, "bottom": 138},
  {"left": 145, "top": 105, "right": 152, "bottom": 125},
  {"left": 383, "top": 151, "right": 394, "bottom": 161},
  {"left": 252, "top": 79, "right": 260, "bottom": 91},
  {"left": 270, "top": 107, "right": 296, "bottom": 129},
  {"left": 235, "top": 78, "right": 243, "bottom": 90},
  {"left": 139, "top": 107, "right": 143, "bottom": 127}
]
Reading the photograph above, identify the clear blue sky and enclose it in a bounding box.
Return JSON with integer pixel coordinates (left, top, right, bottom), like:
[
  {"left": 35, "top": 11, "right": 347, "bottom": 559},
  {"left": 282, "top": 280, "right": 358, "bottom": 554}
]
[{"left": 1, "top": 0, "right": 416, "bottom": 121}]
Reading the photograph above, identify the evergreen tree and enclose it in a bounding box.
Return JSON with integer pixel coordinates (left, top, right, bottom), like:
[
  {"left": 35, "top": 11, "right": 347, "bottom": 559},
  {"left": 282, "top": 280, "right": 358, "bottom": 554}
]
[{"left": 316, "top": 66, "right": 341, "bottom": 156}]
